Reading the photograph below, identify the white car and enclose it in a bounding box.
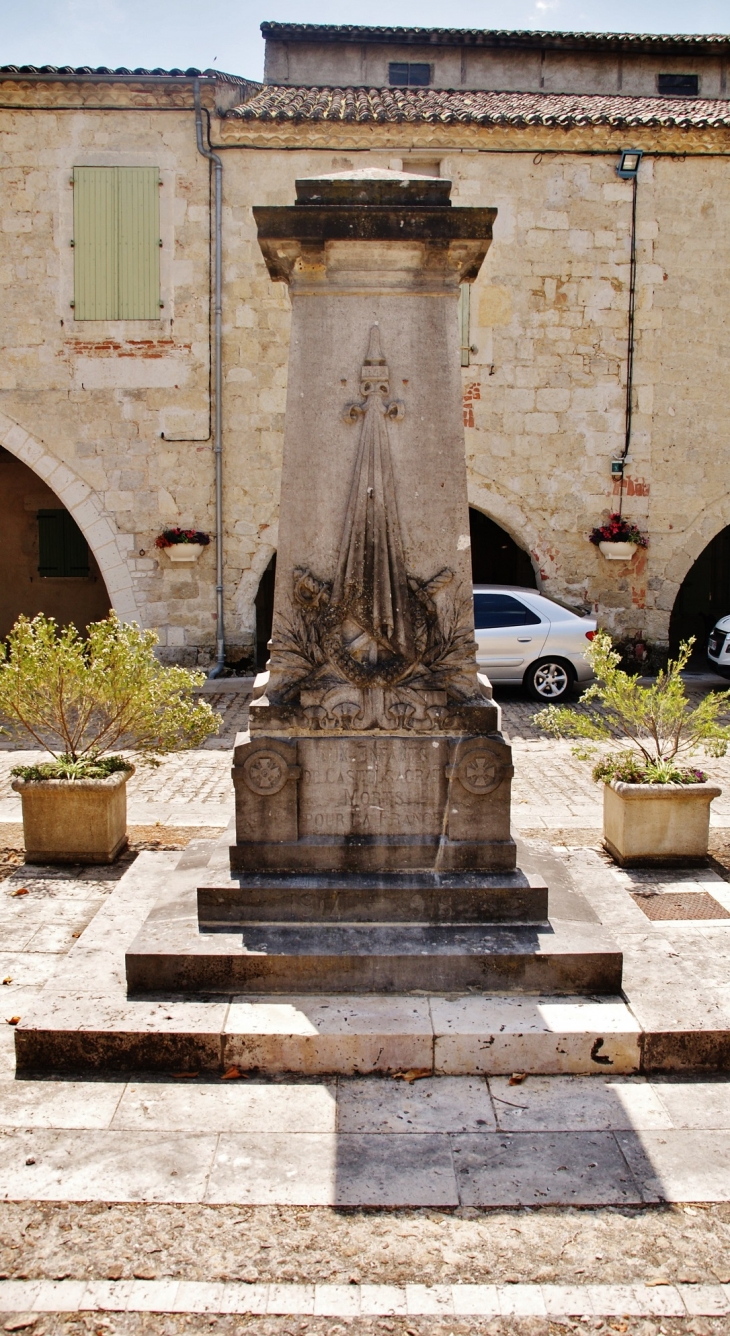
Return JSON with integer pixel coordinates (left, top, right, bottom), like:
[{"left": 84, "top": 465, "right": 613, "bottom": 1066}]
[
  {"left": 473, "top": 585, "right": 597, "bottom": 702},
  {"left": 707, "top": 616, "right": 730, "bottom": 678}
]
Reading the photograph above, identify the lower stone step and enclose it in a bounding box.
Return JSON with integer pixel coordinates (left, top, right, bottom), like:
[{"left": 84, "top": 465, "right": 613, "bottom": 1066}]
[
  {"left": 15, "top": 993, "right": 641, "bottom": 1075},
  {"left": 125, "top": 919, "right": 623, "bottom": 995}
]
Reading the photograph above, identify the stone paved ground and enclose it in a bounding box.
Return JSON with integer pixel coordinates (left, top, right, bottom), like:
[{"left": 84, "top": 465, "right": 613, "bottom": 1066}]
[{"left": 0, "top": 683, "right": 729, "bottom": 1334}]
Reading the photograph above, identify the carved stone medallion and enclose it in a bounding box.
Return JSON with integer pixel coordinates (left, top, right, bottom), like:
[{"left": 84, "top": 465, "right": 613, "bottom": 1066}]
[
  {"left": 242, "top": 750, "right": 290, "bottom": 795},
  {"left": 450, "top": 750, "right": 508, "bottom": 795}
]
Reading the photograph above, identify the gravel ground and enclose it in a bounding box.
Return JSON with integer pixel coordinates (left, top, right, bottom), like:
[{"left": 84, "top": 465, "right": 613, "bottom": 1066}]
[
  {"left": 2, "top": 1202, "right": 729, "bottom": 1289},
  {"left": 0, "top": 1202, "right": 730, "bottom": 1336},
  {"left": 0, "top": 1214, "right": 727, "bottom": 1336}
]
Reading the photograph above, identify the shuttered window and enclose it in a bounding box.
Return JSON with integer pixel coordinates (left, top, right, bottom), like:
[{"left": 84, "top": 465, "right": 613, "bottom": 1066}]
[
  {"left": 73, "top": 167, "right": 160, "bottom": 320},
  {"left": 38, "top": 510, "right": 90, "bottom": 577}
]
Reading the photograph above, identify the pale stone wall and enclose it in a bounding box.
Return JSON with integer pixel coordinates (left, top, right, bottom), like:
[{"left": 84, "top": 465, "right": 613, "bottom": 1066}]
[
  {"left": 3, "top": 82, "right": 730, "bottom": 659},
  {"left": 264, "top": 39, "right": 729, "bottom": 100}
]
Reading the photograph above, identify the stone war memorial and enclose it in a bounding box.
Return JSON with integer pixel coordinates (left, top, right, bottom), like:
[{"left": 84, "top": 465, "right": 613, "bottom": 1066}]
[{"left": 124, "top": 168, "right": 622, "bottom": 1001}]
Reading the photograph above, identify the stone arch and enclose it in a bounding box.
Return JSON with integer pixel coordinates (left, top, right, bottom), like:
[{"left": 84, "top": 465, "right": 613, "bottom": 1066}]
[
  {"left": 466, "top": 483, "right": 541, "bottom": 585},
  {"left": 469, "top": 506, "right": 537, "bottom": 587},
  {"left": 0, "top": 411, "right": 140, "bottom": 622},
  {"left": 652, "top": 491, "right": 730, "bottom": 641}
]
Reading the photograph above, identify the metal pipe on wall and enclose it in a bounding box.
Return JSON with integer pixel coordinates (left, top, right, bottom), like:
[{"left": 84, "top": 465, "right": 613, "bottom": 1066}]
[{"left": 194, "top": 78, "right": 225, "bottom": 676}]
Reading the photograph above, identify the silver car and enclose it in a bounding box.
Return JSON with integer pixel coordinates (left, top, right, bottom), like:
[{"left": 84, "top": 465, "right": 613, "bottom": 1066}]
[
  {"left": 473, "top": 585, "right": 597, "bottom": 702},
  {"left": 707, "top": 616, "right": 730, "bottom": 678}
]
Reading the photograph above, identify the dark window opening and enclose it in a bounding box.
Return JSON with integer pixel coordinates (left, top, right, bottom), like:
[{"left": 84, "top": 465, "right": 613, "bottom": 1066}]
[
  {"left": 469, "top": 508, "right": 537, "bottom": 588},
  {"left": 37, "top": 509, "right": 89, "bottom": 577},
  {"left": 473, "top": 592, "right": 542, "bottom": 630},
  {"left": 255, "top": 553, "right": 277, "bottom": 670},
  {"left": 658, "top": 73, "right": 699, "bottom": 97},
  {"left": 389, "top": 62, "right": 431, "bottom": 87}
]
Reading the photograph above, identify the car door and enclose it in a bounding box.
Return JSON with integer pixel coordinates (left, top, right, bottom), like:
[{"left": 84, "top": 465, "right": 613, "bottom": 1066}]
[{"left": 473, "top": 592, "right": 549, "bottom": 681}]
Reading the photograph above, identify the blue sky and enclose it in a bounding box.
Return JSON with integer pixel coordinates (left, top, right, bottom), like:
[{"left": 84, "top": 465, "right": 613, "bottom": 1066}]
[{"left": 3, "top": 0, "right": 729, "bottom": 83}]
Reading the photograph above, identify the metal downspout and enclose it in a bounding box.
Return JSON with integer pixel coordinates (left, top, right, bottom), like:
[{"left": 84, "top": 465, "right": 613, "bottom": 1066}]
[{"left": 194, "top": 78, "right": 225, "bottom": 676}]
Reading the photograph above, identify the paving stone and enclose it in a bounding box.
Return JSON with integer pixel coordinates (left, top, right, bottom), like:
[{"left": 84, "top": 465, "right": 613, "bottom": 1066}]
[
  {"left": 336, "top": 1076, "right": 495, "bottom": 1133},
  {"left": 431, "top": 995, "right": 640, "bottom": 1075},
  {"left": 0, "top": 1281, "right": 42, "bottom": 1312},
  {"left": 405, "top": 1283, "right": 454, "bottom": 1314},
  {"left": 616, "top": 1128, "right": 730, "bottom": 1201},
  {"left": 678, "top": 1284, "right": 730, "bottom": 1315},
  {"left": 266, "top": 1283, "right": 315, "bottom": 1314},
  {"left": 205, "top": 1132, "right": 336, "bottom": 1205},
  {"left": 451, "top": 1284, "right": 500, "bottom": 1316},
  {"left": 313, "top": 1284, "right": 362, "bottom": 1316},
  {"left": 112, "top": 1079, "right": 336, "bottom": 1133},
  {"left": 498, "top": 1282, "right": 547, "bottom": 1315},
  {"left": 31, "top": 1279, "right": 91, "bottom": 1311},
  {"left": 651, "top": 1078, "right": 730, "bottom": 1128},
  {"left": 0, "top": 1128, "right": 217, "bottom": 1202},
  {"left": 451, "top": 1130, "right": 647, "bottom": 1206},
  {"left": 0, "top": 1078, "right": 123, "bottom": 1129},
  {"left": 80, "top": 1280, "right": 137, "bottom": 1311},
  {"left": 489, "top": 1074, "right": 673, "bottom": 1131},
  {"left": 359, "top": 1285, "right": 408, "bottom": 1316}
]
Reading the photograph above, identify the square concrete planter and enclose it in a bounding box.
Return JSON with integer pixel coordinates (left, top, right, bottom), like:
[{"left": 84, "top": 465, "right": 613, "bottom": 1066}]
[
  {"left": 11, "top": 768, "right": 133, "bottom": 864},
  {"left": 603, "top": 778, "right": 722, "bottom": 866}
]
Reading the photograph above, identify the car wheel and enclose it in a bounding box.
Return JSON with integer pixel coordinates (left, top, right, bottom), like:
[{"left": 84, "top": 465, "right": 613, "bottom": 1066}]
[{"left": 525, "top": 658, "right": 575, "bottom": 703}]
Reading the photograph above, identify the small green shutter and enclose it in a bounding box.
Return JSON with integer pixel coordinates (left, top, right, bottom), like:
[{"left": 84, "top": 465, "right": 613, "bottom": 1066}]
[
  {"left": 73, "top": 166, "right": 160, "bottom": 320},
  {"left": 458, "top": 284, "right": 471, "bottom": 367},
  {"left": 38, "top": 511, "right": 90, "bottom": 577}
]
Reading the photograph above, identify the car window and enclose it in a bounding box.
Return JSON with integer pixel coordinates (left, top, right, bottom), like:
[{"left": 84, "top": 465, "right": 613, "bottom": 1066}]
[{"left": 473, "top": 592, "right": 542, "bottom": 629}]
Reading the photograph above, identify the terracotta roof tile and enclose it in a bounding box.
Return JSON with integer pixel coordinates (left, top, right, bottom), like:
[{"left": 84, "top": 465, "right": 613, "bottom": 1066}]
[
  {"left": 229, "top": 85, "right": 730, "bottom": 129},
  {"left": 260, "top": 22, "right": 730, "bottom": 55}
]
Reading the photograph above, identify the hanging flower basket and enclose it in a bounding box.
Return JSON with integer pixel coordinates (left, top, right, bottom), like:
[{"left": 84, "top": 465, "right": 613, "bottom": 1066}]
[
  {"left": 155, "top": 528, "right": 210, "bottom": 564},
  {"left": 589, "top": 514, "right": 647, "bottom": 561}
]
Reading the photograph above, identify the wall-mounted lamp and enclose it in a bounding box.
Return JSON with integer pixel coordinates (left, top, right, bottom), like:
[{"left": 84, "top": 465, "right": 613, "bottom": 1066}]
[{"left": 616, "top": 148, "right": 644, "bottom": 180}]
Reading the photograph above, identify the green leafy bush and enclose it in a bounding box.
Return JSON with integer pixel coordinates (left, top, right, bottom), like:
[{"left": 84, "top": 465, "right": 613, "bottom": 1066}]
[
  {"left": 533, "top": 631, "right": 730, "bottom": 785},
  {"left": 0, "top": 613, "right": 220, "bottom": 779}
]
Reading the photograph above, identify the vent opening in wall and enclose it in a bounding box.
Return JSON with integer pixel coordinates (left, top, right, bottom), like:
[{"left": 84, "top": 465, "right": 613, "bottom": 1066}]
[
  {"left": 657, "top": 73, "right": 699, "bottom": 96},
  {"left": 389, "top": 62, "right": 432, "bottom": 87}
]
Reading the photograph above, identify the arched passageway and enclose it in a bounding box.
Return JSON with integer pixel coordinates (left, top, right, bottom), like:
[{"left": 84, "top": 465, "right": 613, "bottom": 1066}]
[
  {"left": 669, "top": 524, "right": 730, "bottom": 656},
  {"left": 0, "top": 446, "right": 111, "bottom": 638},
  {"left": 255, "top": 553, "right": 277, "bottom": 669},
  {"left": 469, "top": 507, "right": 537, "bottom": 588}
]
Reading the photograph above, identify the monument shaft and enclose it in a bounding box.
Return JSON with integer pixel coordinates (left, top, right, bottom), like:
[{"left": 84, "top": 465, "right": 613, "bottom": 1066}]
[{"left": 234, "top": 170, "right": 514, "bottom": 873}]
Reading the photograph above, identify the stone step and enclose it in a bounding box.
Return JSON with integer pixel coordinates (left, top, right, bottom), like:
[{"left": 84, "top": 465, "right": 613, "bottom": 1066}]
[
  {"left": 197, "top": 869, "right": 548, "bottom": 927},
  {"left": 15, "top": 993, "right": 641, "bottom": 1075},
  {"left": 126, "top": 915, "right": 623, "bottom": 995}
]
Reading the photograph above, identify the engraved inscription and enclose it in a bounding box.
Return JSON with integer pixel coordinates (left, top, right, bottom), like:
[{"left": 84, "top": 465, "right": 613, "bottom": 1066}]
[{"left": 298, "top": 737, "right": 448, "bottom": 837}]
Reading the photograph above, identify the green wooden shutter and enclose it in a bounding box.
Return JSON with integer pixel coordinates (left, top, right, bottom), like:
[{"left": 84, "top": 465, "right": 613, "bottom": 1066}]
[
  {"left": 38, "top": 511, "right": 89, "bottom": 577},
  {"left": 118, "top": 168, "right": 160, "bottom": 319},
  {"left": 459, "top": 284, "right": 471, "bottom": 367},
  {"left": 73, "top": 167, "right": 119, "bottom": 320},
  {"left": 73, "top": 166, "right": 159, "bottom": 320}
]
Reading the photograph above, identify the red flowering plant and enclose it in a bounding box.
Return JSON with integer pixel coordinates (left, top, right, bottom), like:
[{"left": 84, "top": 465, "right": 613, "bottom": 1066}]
[
  {"left": 155, "top": 528, "right": 210, "bottom": 549},
  {"left": 589, "top": 513, "right": 647, "bottom": 547}
]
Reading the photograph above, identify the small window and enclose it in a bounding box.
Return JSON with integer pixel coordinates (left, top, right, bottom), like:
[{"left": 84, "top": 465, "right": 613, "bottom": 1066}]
[
  {"left": 657, "top": 73, "right": 699, "bottom": 97},
  {"left": 389, "top": 62, "right": 431, "bottom": 87},
  {"left": 473, "top": 592, "right": 542, "bottom": 629},
  {"left": 38, "top": 510, "right": 90, "bottom": 577},
  {"left": 73, "top": 166, "right": 161, "bottom": 320}
]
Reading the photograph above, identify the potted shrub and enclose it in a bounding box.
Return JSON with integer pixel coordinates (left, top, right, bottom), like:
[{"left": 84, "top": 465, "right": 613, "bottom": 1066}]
[
  {"left": 534, "top": 632, "right": 729, "bottom": 866},
  {"left": 1, "top": 613, "right": 220, "bottom": 864},
  {"left": 589, "top": 512, "right": 647, "bottom": 561},
  {"left": 155, "top": 528, "right": 210, "bottom": 564}
]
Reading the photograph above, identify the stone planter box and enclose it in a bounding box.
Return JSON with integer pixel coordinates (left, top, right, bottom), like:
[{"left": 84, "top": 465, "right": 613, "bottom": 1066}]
[
  {"left": 11, "top": 768, "right": 133, "bottom": 864},
  {"left": 603, "top": 778, "right": 721, "bottom": 866},
  {"left": 598, "top": 541, "right": 638, "bottom": 561},
  {"left": 165, "top": 543, "right": 205, "bottom": 564}
]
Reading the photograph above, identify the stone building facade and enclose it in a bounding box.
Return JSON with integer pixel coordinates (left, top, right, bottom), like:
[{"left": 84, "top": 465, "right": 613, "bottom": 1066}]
[{"left": 2, "top": 26, "right": 730, "bottom": 666}]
